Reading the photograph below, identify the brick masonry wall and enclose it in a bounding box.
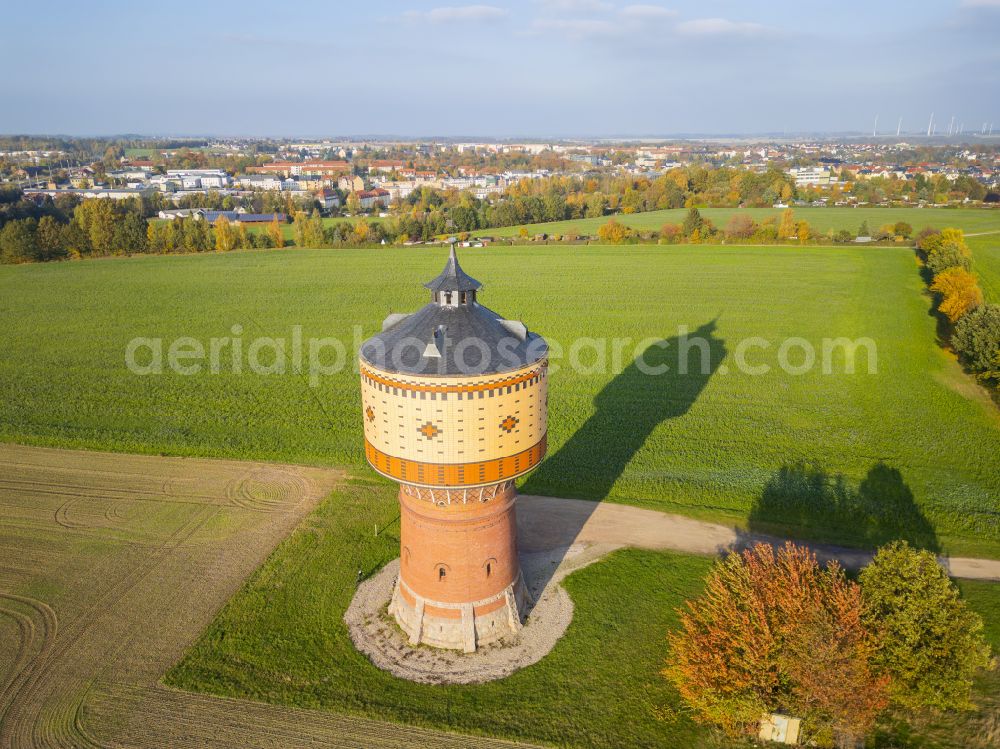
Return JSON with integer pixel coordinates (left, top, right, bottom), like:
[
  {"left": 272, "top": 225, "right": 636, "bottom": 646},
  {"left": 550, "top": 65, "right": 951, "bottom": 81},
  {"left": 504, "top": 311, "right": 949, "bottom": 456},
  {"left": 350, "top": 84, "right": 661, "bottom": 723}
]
[{"left": 397, "top": 483, "right": 519, "bottom": 607}]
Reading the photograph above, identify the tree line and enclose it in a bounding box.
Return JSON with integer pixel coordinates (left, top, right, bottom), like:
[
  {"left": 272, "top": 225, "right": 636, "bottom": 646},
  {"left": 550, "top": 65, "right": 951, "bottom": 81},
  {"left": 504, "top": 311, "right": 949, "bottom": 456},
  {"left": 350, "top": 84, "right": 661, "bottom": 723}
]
[
  {"left": 667, "top": 541, "right": 992, "bottom": 747},
  {"left": 384, "top": 167, "right": 800, "bottom": 236},
  {"left": 916, "top": 228, "right": 1000, "bottom": 388},
  {"left": 0, "top": 195, "right": 147, "bottom": 262},
  {"left": 587, "top": 208, "right": 913, "bottom": 246}
]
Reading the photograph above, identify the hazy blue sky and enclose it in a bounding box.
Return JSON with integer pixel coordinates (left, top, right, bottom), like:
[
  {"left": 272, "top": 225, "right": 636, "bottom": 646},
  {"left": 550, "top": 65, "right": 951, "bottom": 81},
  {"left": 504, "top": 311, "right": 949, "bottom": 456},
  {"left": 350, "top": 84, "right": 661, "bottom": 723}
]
[{"left": 5, "top": 0, "right": 999, "bottom": 136}]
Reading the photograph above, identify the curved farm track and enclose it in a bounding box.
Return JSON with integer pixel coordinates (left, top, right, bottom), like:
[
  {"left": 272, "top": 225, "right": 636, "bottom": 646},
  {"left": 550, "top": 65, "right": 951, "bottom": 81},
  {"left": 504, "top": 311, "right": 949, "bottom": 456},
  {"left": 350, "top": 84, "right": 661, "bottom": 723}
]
[{"left": 0, "top": 444, "right": 531, "bottom": 749}]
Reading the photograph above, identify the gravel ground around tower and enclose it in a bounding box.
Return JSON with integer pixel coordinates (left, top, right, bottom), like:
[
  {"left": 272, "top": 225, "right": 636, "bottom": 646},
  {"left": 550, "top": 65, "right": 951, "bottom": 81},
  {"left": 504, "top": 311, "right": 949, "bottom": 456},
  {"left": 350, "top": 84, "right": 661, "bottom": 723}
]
[{"left": 344, "top": 543, "right": 616, "bottom": 684}]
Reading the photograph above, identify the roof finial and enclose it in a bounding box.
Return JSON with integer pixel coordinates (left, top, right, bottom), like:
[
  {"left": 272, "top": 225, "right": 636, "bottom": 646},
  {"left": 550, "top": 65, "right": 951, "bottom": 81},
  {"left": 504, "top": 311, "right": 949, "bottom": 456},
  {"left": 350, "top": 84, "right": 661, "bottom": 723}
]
[{"left": 423, "top": 244, "right": 482, "bottom": 293}]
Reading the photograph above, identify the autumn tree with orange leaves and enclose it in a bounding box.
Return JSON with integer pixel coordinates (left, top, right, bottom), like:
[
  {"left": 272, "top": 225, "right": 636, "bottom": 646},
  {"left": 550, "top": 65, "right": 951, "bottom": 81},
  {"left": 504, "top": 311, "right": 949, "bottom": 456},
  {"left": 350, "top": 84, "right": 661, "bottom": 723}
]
[
  {"left": 930, "top": 266, "right": 983, "bottom": 322},
  {"left": 665, "top": 543, "right": 888, "bottom": 747}
]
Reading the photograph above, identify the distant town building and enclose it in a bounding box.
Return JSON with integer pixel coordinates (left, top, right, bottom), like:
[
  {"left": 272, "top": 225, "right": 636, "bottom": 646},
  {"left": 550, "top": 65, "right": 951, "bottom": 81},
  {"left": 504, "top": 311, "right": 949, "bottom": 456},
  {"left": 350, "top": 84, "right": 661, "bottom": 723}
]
[
  {"left": 235, "top": 174, "right": 284, "bottom": 191},
  {"left": 787, "top": 167, "right": 833, "bottom": 186},
  {"left": 338, "top": 175, "right": 365, "bottom": 192},
  {"left": 368, "top": 159, "right": 405, "bottom": 173},
  {"left": 256, "top": 160, "right": 350, "bottom": 177},
  {"left": 355, "top": 188, "right": 390, "bottom": 210}
]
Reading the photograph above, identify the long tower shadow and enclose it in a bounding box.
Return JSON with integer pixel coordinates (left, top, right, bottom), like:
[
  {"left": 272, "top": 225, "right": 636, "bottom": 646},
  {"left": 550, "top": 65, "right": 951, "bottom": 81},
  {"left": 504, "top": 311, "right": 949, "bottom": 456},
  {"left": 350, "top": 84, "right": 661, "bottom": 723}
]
[{"left": 517, "top": 320, "right": 727, "bottom": 605}]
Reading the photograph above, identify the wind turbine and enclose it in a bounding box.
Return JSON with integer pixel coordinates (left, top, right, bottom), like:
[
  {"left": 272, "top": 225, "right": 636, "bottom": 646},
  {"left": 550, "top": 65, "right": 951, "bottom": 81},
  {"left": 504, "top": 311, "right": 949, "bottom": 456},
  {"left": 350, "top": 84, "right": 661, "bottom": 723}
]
[
  {"left": 873, "top": 114, "right": 879, "bottom": 138},
  {"left": 927, "top": 113, "right": 934, "bottom": 137},
  {"left": 896, "top": 117, "right": 902, "bottom": 137},
  {"left": 948, "top": 116, "right": 955, "bottom": 136}
]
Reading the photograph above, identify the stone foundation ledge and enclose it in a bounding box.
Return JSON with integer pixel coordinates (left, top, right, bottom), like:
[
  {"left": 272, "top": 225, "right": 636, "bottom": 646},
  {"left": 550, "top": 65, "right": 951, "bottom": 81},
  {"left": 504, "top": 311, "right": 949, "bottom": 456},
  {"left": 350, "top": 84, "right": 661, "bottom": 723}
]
[{"left": 344, "top": 546, "right": 599, "bottom": 685}]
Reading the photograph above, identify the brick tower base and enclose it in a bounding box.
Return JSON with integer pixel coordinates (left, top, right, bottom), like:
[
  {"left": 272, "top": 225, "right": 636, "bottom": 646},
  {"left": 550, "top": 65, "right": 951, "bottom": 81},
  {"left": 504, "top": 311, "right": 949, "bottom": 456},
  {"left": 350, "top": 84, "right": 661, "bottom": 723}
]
[{"left": 388, "top": 482, "right": 530, "bottom": 652}]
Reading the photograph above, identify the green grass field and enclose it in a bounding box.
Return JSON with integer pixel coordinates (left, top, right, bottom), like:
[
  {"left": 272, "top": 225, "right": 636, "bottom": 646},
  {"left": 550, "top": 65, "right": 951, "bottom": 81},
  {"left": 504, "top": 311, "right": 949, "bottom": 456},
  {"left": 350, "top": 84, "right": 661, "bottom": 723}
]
[
  {"left": 1, "top": 242, "right": 998, "bottom": 555},
  {"left": 474, "top": 206, "right": 1000, "bottom": 239},
  {"left": 124, "top": 147, "right": 157, "bottom": 159},
  {"left": 969, "top": 233, "right": 1000, "bottom": 303},
  {"left": 165, "top": 478, "right": 1000, "bottom": 749},
  {"left": 166, "top": 479, "right": 723, "bottom": 749}
]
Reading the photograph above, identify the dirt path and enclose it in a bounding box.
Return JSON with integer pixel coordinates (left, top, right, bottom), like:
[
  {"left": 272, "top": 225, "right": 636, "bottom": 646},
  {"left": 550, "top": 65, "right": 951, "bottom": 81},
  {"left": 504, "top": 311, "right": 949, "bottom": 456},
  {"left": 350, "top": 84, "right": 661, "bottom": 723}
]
[
  {"left": 0, "top": 443, "right": 534, "bottom": 749},
  {"left": 517, "top": 495, "right": 1000, "bottom": 581}
]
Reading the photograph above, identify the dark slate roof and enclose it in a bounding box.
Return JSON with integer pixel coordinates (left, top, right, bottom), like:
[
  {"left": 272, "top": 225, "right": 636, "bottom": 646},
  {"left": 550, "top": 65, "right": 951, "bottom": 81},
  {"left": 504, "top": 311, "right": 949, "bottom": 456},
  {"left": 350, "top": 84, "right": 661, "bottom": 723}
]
[
  {"left": 203, "top": 211, "right": 285, "bottom": 223},
  {"left": 423, "top": 246, "right": 482, "bottom": 292},
  {"left": 360, "top": 301, "right": 546, "bottom": 376}
]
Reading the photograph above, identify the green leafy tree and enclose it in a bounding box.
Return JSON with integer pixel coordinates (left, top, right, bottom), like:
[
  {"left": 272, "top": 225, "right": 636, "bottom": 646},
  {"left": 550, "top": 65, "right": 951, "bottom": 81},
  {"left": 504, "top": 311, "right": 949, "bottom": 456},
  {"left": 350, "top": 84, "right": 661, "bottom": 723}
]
[
  {"left": 292, "top": 211, "right": 307, "bottom": 247},
  {"left": 926, "top": 242, "right": 972, "bottom": 276},
  {"left": 952, "top": 304, "right": 1000, "bottom": 376},
  {"left": 115, "top": 212, "right": 148, "bottom": 254},
  {"left": 915, "top": 227, "right": 942, "bottom": 255},
  {"left": 860, "top": 542, "right": 993, "bottom": 712},
  {"left": 75, "top": 200, "right": 117, "bottom": 256},
  {"left": 36, "top": 215, "right": 68, "bottom": 261},
  {"left": 305, "top": 210, "right": 325, "bottom": 247},
  {"left": 937, "top": 227, "right": 970, "bottom": 258},
  {"left": 253, "top": 229, "right": 275, "bottom": 249},
  {"left": 0, "top": 218, "right": 39, "bottom": 263},
  {"left": 893, "top": 221, "right": 912, "bottom": 238},
  {"left": 181, "top": 217, "right": 212, "bottom": 253},
  {"left": 147, "top": 221, "right": 165, "bottom": 253},
  {"left": 681, "top": 207, "right": 703, "bottom": 237},
  {"left": 61, "top": 219, "right": 91, "bottom": 258}
]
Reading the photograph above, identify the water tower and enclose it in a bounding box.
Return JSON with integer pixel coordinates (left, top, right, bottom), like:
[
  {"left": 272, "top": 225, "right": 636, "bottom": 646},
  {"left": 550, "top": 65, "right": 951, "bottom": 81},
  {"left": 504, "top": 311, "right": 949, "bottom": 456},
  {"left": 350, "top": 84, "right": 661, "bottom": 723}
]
[{"left": 359, "top": 247, "right": 547, "bottom": 652}]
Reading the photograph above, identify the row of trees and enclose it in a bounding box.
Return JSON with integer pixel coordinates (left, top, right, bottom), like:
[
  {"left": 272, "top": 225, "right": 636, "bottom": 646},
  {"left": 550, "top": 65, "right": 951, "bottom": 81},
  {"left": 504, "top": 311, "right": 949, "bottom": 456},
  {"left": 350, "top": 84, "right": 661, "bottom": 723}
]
[
  {"left": 0, "top": 199, "right": 149, "bottom": 262},
  {"left": 588, "top": 209, "right": 914, "bottom": 246},
  {"left": 386, "top": 167, "right": 800, "bottom": 235},
  {"left": 917, "top": 228, "right": 1000, "bottom": 386},
  {"left": 148, "top": 215, "right": 286, "bottom": 253},
  {"left": 1, "top": 201, "right": 295, "bottom": 262},
  {"left": 666, "top": 541, "right": 992, "bottom": 747}
]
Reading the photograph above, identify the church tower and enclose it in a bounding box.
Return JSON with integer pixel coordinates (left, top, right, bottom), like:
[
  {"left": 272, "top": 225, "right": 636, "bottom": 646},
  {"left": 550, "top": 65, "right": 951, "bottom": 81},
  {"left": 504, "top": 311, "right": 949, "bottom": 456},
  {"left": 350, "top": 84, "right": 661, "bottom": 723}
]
[{"left": 359, "top": 247, "right": 547, "bottom": 652}]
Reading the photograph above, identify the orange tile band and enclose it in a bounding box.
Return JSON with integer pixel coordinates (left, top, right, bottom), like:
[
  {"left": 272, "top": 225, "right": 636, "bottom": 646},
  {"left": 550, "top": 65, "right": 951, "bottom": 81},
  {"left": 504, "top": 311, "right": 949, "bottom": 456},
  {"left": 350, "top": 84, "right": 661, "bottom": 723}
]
[
  {"left": 364, "top": 435, "right": 547, "bottom": 487},
  {"left": 360, "top": 362, "right": 545, "bottom": 395}
]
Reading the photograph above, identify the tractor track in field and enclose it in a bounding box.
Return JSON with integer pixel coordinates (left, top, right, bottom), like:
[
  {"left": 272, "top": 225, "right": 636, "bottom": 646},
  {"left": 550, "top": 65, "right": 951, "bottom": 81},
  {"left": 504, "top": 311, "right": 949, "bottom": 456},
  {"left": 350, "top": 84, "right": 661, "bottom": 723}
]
[
  {"left": 0, "top": 443, "right": 537, "bottom": 749},
  {"left": 1, "top": 503, "right": 218, "bottom": 748},
  {"left": 0, "top": 595, "right": 58, "bottom": 724}
]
